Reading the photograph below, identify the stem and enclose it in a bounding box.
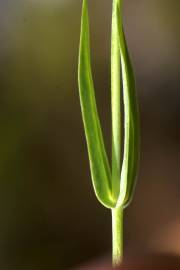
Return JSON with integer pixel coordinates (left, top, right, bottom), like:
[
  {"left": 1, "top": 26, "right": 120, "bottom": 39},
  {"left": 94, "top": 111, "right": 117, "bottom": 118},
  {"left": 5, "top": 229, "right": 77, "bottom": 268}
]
[
  {"left": 111, "top": 0, "right": 123, "bottom": 266},
  {"left": 111, "top": 0, "right": 121, "bottom": 200},
  {"left": 112, "top": 206, "right": 123, "bottom": 267}
]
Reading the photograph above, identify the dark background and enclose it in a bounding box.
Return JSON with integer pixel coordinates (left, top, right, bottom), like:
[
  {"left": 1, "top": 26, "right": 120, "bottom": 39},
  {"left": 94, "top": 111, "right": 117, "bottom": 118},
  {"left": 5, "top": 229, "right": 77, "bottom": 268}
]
[{"left": 0, "top": 0, "right": 180, "bottom": 269}]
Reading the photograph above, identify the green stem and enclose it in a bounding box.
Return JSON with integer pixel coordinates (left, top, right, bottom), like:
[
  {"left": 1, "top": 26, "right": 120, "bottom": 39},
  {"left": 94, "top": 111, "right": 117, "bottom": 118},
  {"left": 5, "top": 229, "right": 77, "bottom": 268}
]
[
  {"left": 111, "top": 0, "right": 123, "bottom": 265},
  {"left": 111, "top": 0, "right": 121, "bottom": 201},
  {"left": 112, "top": 206, "right": 123, "bottom": 267}
]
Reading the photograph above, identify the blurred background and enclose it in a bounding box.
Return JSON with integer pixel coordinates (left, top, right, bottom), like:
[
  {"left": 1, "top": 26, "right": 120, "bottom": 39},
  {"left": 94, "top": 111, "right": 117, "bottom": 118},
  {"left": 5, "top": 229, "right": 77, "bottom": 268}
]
[{"left": 0, "top": 0, "right": 180, "bottom": 269}]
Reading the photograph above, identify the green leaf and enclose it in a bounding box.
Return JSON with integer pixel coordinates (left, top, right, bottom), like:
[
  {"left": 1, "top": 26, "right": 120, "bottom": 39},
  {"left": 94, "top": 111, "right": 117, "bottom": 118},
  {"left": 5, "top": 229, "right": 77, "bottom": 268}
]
[
  {"left": 78, "top": 0, "right": 115, "bottom": 208},
  {"left": 116, "top": 3, "right": 140, "bottom": 208}
]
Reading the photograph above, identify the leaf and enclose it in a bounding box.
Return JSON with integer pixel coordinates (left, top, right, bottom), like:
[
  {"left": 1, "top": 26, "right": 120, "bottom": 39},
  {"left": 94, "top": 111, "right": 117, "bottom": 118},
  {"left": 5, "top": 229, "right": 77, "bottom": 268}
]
[
  {"left": 116, "top": 3, "right": 140, "bottom": 208},
  {"left": 78, "top": 0, "right": 115, "bottom": 208}
]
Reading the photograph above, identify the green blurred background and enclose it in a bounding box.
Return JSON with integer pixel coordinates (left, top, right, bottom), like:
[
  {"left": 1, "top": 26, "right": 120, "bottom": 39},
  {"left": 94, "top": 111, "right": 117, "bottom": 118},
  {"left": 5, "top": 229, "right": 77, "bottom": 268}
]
[{"left": 0, "top": 0, "right": 180, "bottom": 269}]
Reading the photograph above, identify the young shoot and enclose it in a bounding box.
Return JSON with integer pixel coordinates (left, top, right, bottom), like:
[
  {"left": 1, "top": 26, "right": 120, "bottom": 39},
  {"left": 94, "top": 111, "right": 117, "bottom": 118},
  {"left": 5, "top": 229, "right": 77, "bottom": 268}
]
[{"left": 78, "top": 0, "right": 140, "bottom": 266}]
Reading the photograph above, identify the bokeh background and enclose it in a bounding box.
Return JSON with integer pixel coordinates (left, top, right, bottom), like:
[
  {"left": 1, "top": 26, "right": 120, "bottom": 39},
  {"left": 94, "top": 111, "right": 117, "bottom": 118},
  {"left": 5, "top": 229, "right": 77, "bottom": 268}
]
[{"left": 0, "top": 0, "right": 180, "bottom": 269}]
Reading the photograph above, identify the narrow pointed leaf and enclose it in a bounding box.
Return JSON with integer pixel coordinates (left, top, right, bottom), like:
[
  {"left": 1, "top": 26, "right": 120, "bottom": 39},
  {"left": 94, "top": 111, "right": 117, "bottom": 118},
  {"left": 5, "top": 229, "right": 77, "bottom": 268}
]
[
  {"left": 116, "top": 4, "right": 140, "bottom": 208},
  {"left": 78, "top": 0, "right": 115, "bottom": 208}
]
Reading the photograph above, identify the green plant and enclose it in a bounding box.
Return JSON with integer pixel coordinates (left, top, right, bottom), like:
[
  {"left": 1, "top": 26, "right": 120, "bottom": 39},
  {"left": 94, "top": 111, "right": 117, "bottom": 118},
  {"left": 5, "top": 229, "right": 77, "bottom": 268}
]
[{"left": 78, "top": 0, "right": 140, "bottom": 267}]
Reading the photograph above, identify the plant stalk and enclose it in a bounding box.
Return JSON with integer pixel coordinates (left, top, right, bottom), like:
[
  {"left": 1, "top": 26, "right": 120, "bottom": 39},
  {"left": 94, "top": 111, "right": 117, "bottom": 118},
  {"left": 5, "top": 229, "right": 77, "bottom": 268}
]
[
  {"left": 111, "top": 0, "right": 121, "bottom": 201},
  {"left": 112, "top": 206, "right": 123, "bottom": 267},
  {"left": 111, "top": 0, "right": 123, "bottom": 266}
]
